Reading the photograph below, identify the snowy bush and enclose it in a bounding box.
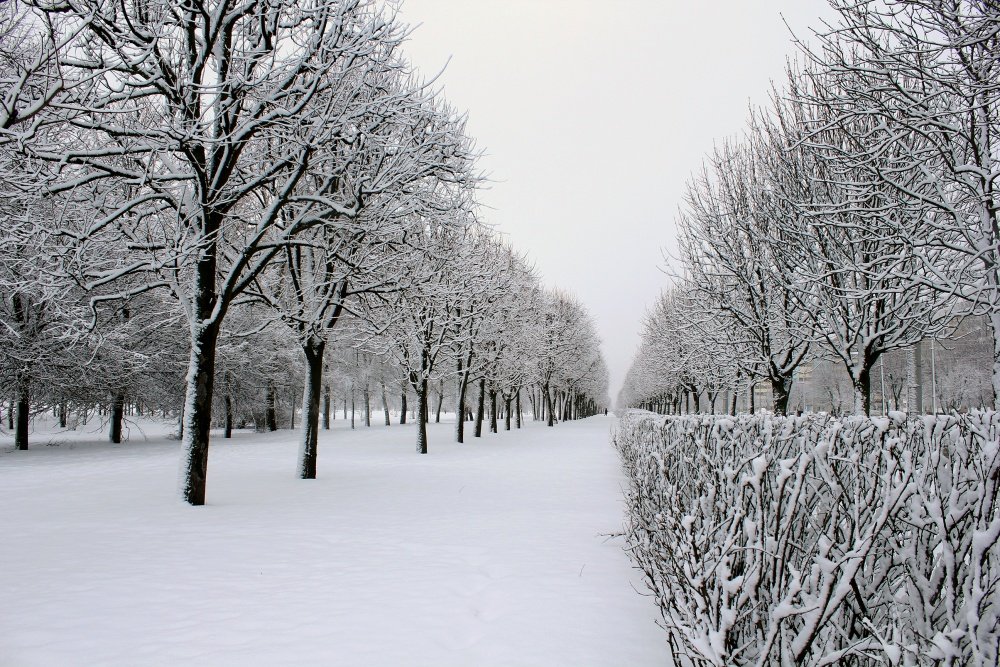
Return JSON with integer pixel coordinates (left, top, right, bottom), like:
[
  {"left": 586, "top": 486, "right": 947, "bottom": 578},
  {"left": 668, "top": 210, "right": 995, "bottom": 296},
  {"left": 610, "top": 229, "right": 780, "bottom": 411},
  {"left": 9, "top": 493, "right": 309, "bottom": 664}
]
[{"left": 614, "top": 411, "right": 1000, "bottom": 666}]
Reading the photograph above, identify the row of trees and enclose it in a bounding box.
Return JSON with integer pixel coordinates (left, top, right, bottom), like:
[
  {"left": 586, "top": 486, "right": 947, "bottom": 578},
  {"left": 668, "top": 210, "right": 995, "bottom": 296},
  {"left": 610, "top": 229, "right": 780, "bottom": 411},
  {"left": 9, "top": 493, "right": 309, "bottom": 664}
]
[
  {"left": 621, "top": 0, "right": 999, "bottom": 416},
  {"left": 0, "top": 0, "right": 608, "bottom": 504}
]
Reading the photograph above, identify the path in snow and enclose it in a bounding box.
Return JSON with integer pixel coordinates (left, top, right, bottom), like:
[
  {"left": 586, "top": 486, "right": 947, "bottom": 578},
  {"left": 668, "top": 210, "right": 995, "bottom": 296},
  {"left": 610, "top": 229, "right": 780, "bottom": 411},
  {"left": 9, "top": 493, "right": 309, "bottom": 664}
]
[{"left": 0, "top": 415, "right": 668, "bottom": 666}]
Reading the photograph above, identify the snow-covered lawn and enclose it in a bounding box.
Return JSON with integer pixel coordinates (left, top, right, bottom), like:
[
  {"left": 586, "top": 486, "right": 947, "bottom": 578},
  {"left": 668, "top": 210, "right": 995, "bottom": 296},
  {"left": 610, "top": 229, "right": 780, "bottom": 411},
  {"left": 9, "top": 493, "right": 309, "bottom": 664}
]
[{"left": 0, "top": 415, "right": 667, "bottom": 666}]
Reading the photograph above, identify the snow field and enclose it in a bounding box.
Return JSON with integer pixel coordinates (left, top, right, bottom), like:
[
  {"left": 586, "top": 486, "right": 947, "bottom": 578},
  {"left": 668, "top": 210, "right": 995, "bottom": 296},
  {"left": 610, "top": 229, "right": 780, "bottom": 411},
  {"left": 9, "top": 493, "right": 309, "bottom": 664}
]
[{"left": 0, "top": 415, "right": 669, "bottom": 666}]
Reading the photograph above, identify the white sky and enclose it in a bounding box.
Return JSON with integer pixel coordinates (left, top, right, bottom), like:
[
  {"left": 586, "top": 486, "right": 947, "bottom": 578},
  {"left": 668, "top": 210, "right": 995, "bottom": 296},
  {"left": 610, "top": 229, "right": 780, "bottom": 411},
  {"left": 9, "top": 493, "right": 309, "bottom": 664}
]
[{"left": 396, "top": 0, "right": 834, "bottom": 399}]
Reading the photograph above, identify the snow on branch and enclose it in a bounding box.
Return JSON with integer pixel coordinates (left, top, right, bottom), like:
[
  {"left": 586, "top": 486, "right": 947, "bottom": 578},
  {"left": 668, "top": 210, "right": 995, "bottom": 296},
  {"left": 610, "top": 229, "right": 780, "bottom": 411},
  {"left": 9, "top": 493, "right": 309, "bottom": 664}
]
[{"left": 615, "top": 410, "right": 1000, "bottom": 666}]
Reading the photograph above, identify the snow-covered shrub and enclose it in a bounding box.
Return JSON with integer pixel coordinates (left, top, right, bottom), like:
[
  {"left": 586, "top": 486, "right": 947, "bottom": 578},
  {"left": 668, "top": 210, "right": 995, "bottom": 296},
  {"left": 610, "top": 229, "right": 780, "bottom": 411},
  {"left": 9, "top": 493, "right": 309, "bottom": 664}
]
[{"left": 614, "top": 411, "right": 1000, "bottom": 666}]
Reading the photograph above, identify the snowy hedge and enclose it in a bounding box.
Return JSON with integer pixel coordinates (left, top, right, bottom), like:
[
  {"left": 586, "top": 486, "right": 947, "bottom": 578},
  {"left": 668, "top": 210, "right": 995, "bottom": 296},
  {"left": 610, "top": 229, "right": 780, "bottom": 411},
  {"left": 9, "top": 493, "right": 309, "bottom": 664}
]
[{"left": 614, "top": 411, "right": 1000, "bottom": 666}]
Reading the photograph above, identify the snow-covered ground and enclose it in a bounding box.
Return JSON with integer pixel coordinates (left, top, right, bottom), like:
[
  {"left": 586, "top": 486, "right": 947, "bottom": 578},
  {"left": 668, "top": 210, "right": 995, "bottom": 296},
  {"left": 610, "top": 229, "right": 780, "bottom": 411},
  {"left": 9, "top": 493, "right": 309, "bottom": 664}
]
[{"left": 0, "top": 414, "right": 668, "bottom": 666}]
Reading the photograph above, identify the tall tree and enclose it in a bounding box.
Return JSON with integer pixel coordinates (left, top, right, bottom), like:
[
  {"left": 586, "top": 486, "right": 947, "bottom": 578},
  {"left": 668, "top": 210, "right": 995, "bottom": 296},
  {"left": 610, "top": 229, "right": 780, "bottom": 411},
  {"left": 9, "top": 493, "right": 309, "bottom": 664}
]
[
  {"left": 28, "top": 0, "right": 413, "bottom": 503},
  {"left": 810, "top": 0, "right": 1000, "bottom": 406}
]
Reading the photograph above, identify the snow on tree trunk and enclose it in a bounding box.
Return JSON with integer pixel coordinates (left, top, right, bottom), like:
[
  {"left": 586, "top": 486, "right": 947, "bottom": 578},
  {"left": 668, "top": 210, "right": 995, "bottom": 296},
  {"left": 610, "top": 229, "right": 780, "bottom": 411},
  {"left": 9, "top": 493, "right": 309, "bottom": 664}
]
[
  {"left": 180, "top": 319, "right": 220, "bottom": 506},
  {"left": 416, "top": 376, "right": 429, "bottom": 454},
  {"left": 770, "top": 375, "right": 792, "bottom": 416},
  {"left": 299, "top": 338, "right": 325, "bottom": 480},
  {"left": 852, "top": 364, "right": 872, "bottom": 416}
]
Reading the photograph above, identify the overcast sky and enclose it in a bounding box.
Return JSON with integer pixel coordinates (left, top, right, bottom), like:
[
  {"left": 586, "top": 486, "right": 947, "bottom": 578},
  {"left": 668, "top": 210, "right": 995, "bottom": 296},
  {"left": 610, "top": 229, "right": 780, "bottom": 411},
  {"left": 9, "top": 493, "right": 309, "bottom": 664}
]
[{"left": 396, "top": 0, "right": 833, "bottom": 400}]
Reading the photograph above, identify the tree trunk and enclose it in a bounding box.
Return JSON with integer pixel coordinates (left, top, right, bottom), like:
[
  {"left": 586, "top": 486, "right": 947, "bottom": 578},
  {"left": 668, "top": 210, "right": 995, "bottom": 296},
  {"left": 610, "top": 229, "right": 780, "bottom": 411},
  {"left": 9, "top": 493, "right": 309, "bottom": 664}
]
[
  {"left": 14, "top": 375, "right": 29, "bottom": 451},
  {"left": 399, "top": 388, "right": 407, "bottom": 425},
  {"left": 363, "top": 383, "right": 371, "bottom": 427},
  {"left": 224, "top": 393, "right": 233, "bottom": 438},
  {"left": 435, "top": 379, "right": 444, "bottom": 423},
  {"left": 545, "top": 383, "right": 555, "bottom": 427},
  {"left": 350, "top": 390, "right": 355, "bottom": 429},
  {"left": 58, "top": 402, "right": 67, "bottom": 428},
  {"left": 322, "top": 384, "right": 331, "bottom": 430},
  {"left": 770, "top": 374, "right": 792, "bottom": 416},
  {"left": 489, "top": 389, "right": 498, "bottom": 433},
  {"left": 290, "top": 385, "right": 296, "bottom": 430},
  {"left": 416, "top": 376, "right": 429, "bottom": 454},
  {"left": 265, "top": 380, "right": 277, "bottom": 431},
  {"left": 180, "top": 317, "right": 221, "bottom": 506},
  {"left": 381, "top": 382, "right": 390, "bottom": 425},
  {"left": 299, "top": 337, "right": 325, "bottom": 479},
  {"left": 853, "top": 364, "right": 873, "bottom": 416},
  {"left": 992, "top": 310, "right": 1000, "bottom": 411},
  {"left": 109, "top": 391, "right": 125, "bottom": 443},
  {"left": 504, "top": 397, "right": 512, "bottom": 430},
  {"left": 474, "top": 378, "right": 486, "bottom": 438},
  {"left": 224, "top": 372, "right": 233, "bottom": 438},
  {"left": 456, "top": 359, "right": 470, "bottom": 443},
  {"left": 907, "top": 342, "right": 924, "bottom": 414},
  {"left": 515, "top": 389, "right": 522, "bottom": 428},
  {"left": 729, "top": 389, "right": 737, "bottom": 416}
]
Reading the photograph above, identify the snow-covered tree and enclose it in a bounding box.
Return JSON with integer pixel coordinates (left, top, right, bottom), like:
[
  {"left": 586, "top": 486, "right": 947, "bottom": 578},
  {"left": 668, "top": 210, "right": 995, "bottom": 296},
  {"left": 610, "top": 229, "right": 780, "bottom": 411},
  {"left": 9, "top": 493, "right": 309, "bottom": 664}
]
[
  {"left": 249, "top": 82, "right": 475, "bottom": 478},
  {"left": 534, "top": 289, "right": 607, "bottom": 425},
  {"left": 677, "top": 137, "right": 812, "bottom": 415},
  {"left": 806, "top": 0, "right": 1000, "bottom": 407},
  {"left": 773, "top": 62, "right": 958, "bottom": 414},
  {"left": 360, "top": 212, "right": 478, "bottom": 453},
  {"left": 25, "top": 0, "right": 424, "bottom": 503}
]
